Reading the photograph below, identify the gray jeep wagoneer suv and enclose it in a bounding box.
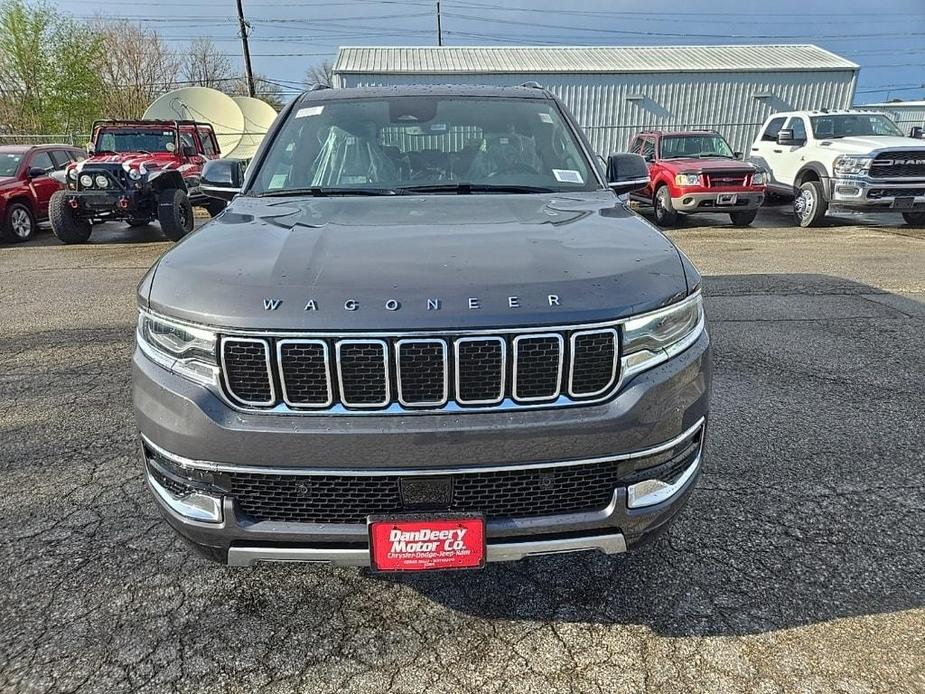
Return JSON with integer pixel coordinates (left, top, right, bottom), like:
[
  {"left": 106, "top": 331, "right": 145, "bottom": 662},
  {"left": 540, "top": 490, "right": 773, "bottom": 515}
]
[{"left": 133, "top": 85, "right": 711, "bottom": 570}]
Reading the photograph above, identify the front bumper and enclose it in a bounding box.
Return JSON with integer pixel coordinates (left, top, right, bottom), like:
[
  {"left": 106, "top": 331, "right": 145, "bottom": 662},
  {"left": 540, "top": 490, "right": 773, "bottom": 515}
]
[
  {"left": 828, "top": 176, "right": 925, "bottom": 211},
  {"left": 671, "top": 190, "right": 764, "bottom": 212},
  {"left": 66, "top": 190, "right": 144, "bottom": 217},
  {"left": 134, "top": 330, "right": 711, "bottom": 566}
]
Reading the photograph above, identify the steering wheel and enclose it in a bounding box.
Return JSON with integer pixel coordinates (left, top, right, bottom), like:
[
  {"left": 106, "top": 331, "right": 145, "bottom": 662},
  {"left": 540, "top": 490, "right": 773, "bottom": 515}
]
[
  {"left": 410, "top": 167, "right": 445, "bottom": 181},
  {"left": 487, "top": 162, "right": 540, "bottom": 177}
]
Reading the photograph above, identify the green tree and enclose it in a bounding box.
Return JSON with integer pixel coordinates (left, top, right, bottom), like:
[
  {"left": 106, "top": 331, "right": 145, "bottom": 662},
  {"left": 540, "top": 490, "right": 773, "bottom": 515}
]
[{"left": 0, "top": 0, "right": 104, "bottom": 138}]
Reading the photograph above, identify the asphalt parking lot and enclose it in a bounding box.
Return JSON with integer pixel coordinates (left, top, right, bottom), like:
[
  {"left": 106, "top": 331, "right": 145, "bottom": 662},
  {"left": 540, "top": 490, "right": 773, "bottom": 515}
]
[{"left": 1, "top": 205, "right": 923, "bottom": 693}]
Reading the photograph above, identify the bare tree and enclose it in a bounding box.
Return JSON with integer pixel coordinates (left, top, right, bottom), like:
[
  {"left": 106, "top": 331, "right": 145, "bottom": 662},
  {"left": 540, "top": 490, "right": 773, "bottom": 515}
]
[
  {"left": 304, "top": 61, "right": 334, "bottom": 89},
  {"left": 93, "top": 19, "right": 182, "bottom": 120},
  {"left": 183, "top": 37, "right": 233, "bottom": 90},
  {"left": 230, "top": 74, "right": 286, "bottom": 111}
]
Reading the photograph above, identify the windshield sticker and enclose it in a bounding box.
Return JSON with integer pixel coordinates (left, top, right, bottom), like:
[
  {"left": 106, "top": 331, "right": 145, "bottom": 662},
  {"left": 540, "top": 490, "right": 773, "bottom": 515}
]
[
  {"left": 538, "top": 113, "right": 554, "bottom": 124},
  {"left": 296, "top": 105, "right": 324, "bottom": 118},
  {"left": 553, "top": 169, "right": 583, "bottom": 184}
]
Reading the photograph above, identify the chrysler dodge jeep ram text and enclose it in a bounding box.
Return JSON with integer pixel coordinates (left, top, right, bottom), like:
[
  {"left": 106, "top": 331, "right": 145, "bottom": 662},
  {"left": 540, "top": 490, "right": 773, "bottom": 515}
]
[
  {"left": 49, "top": 119, "right": 225, "bottom": 244},
  {"left": 133, "top": 85, "right": 711, "bottom": 570},
  {"left": 629, "top": 130, "right": 766, "bottom": 227},
  {"left": 749, "top": 109, "right": 925, "bottom": 227}
]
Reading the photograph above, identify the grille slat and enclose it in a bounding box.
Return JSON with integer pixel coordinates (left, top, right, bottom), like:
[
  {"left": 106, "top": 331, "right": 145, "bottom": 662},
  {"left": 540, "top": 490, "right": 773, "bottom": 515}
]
[
  {"left": 228, "top": 430, "right": 702, "bottom": 524},
  {"left": 870, "top": 152, "right": 925, "bottom": 178},
  {"left": 221, "top": 326, "right": 621, "bottom": 412},
  {"left": 705, "top": 171, "right": 750, "bottom": 188}
]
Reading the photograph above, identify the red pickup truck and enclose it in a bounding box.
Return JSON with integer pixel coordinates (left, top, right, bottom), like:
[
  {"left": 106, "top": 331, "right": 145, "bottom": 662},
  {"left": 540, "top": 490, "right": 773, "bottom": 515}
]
[
  {"left": 0, "top": 144, "right": 85, "bottom": 242},
  {"left": 628, "top": 130, "right": 767, "bottom": 227}
]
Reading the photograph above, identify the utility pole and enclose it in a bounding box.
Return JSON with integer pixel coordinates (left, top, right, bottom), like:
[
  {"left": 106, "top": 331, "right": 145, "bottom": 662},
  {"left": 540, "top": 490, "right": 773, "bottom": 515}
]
[
  {"left": 236, "top": 0, "right": 256, "bottom": 97},
  {"left": 436, "top": 0, "right": 442, "bottom": 46}
]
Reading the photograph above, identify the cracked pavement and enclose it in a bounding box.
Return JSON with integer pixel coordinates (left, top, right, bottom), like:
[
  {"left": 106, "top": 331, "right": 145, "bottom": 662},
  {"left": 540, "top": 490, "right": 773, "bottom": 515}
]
[{"left": 1, "top": 207, "right": 923, "bottom": 693}]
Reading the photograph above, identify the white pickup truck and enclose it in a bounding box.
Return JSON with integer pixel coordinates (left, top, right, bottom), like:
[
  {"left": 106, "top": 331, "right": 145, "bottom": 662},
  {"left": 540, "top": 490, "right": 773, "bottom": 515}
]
[{"left": 748, "top": 110, "right": 925, "bottom": 227}]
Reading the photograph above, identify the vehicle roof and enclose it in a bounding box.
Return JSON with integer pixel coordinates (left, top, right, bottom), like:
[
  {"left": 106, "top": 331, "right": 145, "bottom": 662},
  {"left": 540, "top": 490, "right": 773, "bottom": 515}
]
[
  {"left": 296, "top": 84, "right": 552, "bottom": 105},
  {"left": 768, "top": 109, "right": 886, "bottom": 118},
  {"left": 93, "top": 120, "right": 213, "bottom": 128}
]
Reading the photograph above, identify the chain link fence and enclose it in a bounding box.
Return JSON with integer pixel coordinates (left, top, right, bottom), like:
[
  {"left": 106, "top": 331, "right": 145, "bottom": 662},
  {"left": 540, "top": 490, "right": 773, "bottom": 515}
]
[{"left": 0, "top": 134, "right": 89, "bottom": 146}]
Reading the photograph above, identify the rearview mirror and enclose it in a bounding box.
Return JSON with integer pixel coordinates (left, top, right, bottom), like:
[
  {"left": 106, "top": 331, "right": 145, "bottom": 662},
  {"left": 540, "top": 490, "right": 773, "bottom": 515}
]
[
  {"left": 606, "top": 153, "right": 650, "bottom": 195},
  {"left": 201, "top": 158, "right": 245, "bottom": 201},
  {"left": 910, "top": 126, "right": 923, "bottom": 139}
]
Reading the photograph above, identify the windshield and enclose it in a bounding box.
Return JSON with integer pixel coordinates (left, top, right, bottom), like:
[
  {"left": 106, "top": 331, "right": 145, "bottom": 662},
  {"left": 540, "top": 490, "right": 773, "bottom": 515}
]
[
  {"left": 660, "top": 135, "right": 734, "bottom": 159},
  {"left": 252, "top": 96, "right": 599, "bottom": 195},
  {"left": 810, "top": 114, "right": 903, "bottom": 139},
  {"left": 95, "top": 128, "right": 177, "bottom": 153},
  {"left": 0, "top": 152, "right": 23, "bottom": 177}
]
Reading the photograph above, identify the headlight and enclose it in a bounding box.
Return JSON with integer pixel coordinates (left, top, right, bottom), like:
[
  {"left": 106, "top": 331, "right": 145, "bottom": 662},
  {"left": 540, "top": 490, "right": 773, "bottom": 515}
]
[
  {"left": 128, "top": 168, "right": 142, "bottom": 180},
  {"left": 95, "top": 175, "right": 109, "bottom": 189},
  {"left": 79, "top": 174, "right": 93, "bottom": 188},
  {"left": 621, "top": 293, "right": 704, "bottom": 376},
  {"left": 137, "top": 311, "right": 218, "bottom": 385},
  {"left": 67, "top": 168, "right": 77, "bottom": 180},
  {"left": 674, "top": 173, "right": 701, "bottom": 186},
  {"left": 751, "top": 171, "right": 767, "bottom": 185},
  {"left": 833, "top": 155, "right": 872, "bottom": 175}
]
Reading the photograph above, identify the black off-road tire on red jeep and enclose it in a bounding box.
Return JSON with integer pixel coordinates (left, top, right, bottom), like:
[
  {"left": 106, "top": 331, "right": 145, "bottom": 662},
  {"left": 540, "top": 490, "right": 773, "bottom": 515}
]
[
  {"left": 729, "top": 209, "right": 759, "bottom": 227},
  {"left": 204, "top": 199, "right": 226, "bottom": 218},
  {"left": 157, "top": 188, "right": 194, "bottom": 241},
  {"left": 653, "top": 185, "right": 679, "bottom": 227},
  {"left": 902, "top": 211, "right": 925, "bottom": 227},
  {"left": 49, "top": 191, "right": 92, "bottom": 244}
]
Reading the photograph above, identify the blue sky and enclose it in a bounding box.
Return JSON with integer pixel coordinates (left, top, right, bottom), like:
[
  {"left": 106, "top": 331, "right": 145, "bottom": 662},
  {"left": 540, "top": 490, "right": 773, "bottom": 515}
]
[{"left": 53, "top": 0, "right": 925, "bottom": 103}]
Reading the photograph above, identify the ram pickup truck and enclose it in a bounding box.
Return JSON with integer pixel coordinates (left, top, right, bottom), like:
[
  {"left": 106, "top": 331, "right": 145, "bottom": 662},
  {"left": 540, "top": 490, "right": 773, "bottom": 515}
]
[
  {"left": 0, "top": 144, "right": 85, "bottom": 242},
  {"left": 628, "top": 130, "right": 767, "bottom": 227},
  {"left": 50, "top": 120, "right": 225, "bottom": 244},
  {"left": 134, "top": 85, "right": 711, "bottom": 570},
  {"left": 749, "top": 110, "right": 925, "bottom": 227}
]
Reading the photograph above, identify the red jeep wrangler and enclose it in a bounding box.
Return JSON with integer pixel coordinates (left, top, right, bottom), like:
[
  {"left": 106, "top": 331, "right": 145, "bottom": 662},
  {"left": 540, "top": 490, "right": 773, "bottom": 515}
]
[
  {"left": 628, "top": 130, "right": 767, "bottom": 227},
  {"left": 0, "top": 144, "right": 85, "bottom": 243},
  {"left": 49, "top": 120, "right": 225, "bottom": 244}
]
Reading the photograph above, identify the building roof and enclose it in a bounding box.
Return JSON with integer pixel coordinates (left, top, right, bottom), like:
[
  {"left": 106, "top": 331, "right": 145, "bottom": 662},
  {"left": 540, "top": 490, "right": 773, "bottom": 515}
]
[
  {"left": 334, "top": 45, "right": 858, "bottom": 75},
  {"left": 860, "top": 101, "right": 925, "bottom": 108}
]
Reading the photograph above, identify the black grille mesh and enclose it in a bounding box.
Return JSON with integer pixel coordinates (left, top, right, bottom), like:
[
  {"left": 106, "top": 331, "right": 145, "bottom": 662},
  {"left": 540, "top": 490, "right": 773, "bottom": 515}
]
[
  {"left": 338, "top": 342, "right": 388, "bottom": 405},
  {"left": 227, "top": 429, "right": 702, "bottom": 524},
  {"left": 870, "top": 152, "right": 925, "bottom": 178},
  {"left": 514, "top": 336, "right": 562, "bottom": 400},
  {"left": 279, "top": 342, "right": 329, "bottom": 406},
  {"left": 571, "top": 331, "right": 617, "bottom": 396},
  {"left": 456, "top": 339, "right": 504, "bottom": 403},
  {"left": 223, "top": 340, "right": 272, "bottom": 403},
  {"left": 397, "top": 341, "right": 446, "bottom": 404}
]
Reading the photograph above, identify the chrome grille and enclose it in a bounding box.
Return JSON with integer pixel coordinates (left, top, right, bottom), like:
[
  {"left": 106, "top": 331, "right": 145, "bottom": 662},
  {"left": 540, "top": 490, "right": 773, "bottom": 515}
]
[{"left": 219, "top": 325, "right": 622, "bottom": 413}]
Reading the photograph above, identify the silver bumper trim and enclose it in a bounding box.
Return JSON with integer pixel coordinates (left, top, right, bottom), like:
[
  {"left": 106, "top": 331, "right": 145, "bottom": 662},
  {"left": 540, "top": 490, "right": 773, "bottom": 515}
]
[
  {"left": 146, "top": 469, "right": 223, "bottom": 523},
  {"left": 627, "top": 450, "right": 702, "bottom": 509},
  {"left": 226, "top": 533, "right": 628, "bottom": 567}
]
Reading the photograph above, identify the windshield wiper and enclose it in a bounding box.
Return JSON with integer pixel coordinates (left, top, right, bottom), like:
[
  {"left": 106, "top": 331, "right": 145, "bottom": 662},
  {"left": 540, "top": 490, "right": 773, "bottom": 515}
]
[
  {"left": 256, "top": 187, "right": 398, "bottom": 198},
  {"left": 397, "top": 183, "right": 556, "bottom": 195}
]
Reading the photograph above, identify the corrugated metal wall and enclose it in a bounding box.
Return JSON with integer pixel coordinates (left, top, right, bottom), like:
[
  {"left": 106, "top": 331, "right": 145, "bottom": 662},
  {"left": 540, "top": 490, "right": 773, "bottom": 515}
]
[
  {"left": 338, "top": 71, "right": 857, "bottom": 154},
  {"left": 862, "top": 105, "right": 925, "bottom": 135}
]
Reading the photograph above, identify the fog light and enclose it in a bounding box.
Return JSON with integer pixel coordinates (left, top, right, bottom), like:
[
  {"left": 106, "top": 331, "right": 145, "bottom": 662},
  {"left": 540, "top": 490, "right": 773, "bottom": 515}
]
[
  {"left": 682, "top": 197, "right": 693, "bottom": 205},
  {"left": 79, "top": 174, "right": 93, "bottom": 188},
  {"left": 836, "top": 186, "right": 860, "bottom": 196},
  {"left": 142, "top": 439, "right": 224, "bottom": 523},
  {"left": 147, "top": 470, "right": 223, "bottom": 522},
  {"left": 627, "top": 449, "right": 702, "bottom": 509}
]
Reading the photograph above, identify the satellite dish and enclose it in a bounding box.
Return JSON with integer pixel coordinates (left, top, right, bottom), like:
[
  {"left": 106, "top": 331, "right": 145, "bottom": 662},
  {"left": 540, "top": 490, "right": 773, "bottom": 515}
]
[
  {"left": 225, "top": 96, "right": 278, "bottom": 160},
  {"left": 144, "top": 87, "right": 245, "bottom": 155}
]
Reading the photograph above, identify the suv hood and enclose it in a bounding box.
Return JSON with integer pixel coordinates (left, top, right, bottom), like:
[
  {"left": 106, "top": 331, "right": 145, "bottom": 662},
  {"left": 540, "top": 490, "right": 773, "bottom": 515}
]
[
  {"left": 817, "top": 135, "right": 925, "bottom": 155},
  {"left": 74, "top": 151, "right": 179, "bottom": 171},
  {"left": 660, "top": 157, "right": 755, "bottom": 173},
  {"left": 145, "top": 192, "right": 690, "bottom": 331}
]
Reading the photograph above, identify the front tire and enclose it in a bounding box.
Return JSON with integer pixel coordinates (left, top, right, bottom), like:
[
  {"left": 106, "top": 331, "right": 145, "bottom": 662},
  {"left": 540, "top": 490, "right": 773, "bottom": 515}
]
[
  {"left": 729, "top": 209, "right": 759, "bottom": 227},
  {"left": 902, "top": 211, "right": 925, "bottom": 227},
  {"left": 653, "top": 185, "right": 679, "bottom": 227},
  {"left": 157, "top": 188, "right": 194, "bottom": 241},
  {"left": 49, "top": 191, "right": 92, "bottom": 244},
  {"left": 2, "top": 201, "right": 36, "bottom": 243},
  {"left": 793, "top": 180, "right": 828, "bottom": 228}
]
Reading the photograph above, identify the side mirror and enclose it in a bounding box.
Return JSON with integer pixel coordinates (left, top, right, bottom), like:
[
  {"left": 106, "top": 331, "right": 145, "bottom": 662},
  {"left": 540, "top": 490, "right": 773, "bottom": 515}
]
[
  {"left": 201, "top": 158, "right": 245, "bottom": 201},
  {"left": 181, "top": 144, "right": 196, "bottom": 157},
  {"left": 606, "top": 153, "right": 650, "bottom": 195},
  {"left": 733, "top": 151, "right": 743, "bottom": 159},
  {"left": 86, "top": 142, "right": 95, "bottom": 154},
  {"left": 27, "top": 167, "right": 46, "bottom": 178},
  {"left": 777, "top": 129, "right": 805, "bottom": 146},
  {"left": 910, "top": 126, "right": 923, "bottom": 139}
]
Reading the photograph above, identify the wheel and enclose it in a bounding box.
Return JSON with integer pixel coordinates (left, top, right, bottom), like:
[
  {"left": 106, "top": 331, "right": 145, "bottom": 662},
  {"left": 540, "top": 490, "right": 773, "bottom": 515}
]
[
  {"left": 204, "top": 199, "right": 226, "bottom": 218},
  {"left": 2, "top": 201, "right": 36, "bottom": 243},
  {"left": 793, "top": 180, "right": 828, "bottom": 228},
  {"left": 902, "top": 211, "right": 925, "bottom": 227},
  {"left": 157, "top": 188, "right": 194, "bottom": 241},
  {"left": 653, "top": 185, "right": 679, "bottom": 227},
  {"left": 49, "top": 191, "right": 92, "bottom": 244},
  {"left": 729, "top": 209, "right": 759, "bottom": 227},
  {"left": 126, "top": 217, "right": 152, "bottom": 228}
]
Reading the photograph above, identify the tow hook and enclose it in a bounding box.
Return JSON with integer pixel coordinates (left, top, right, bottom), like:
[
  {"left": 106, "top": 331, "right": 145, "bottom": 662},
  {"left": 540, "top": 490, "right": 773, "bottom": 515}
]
[
  {"left": 118, "top": 197, "right": 130, "bottom": 210},
  {"left": 68, "top": 198, "right": 79, "bottom": 209}
]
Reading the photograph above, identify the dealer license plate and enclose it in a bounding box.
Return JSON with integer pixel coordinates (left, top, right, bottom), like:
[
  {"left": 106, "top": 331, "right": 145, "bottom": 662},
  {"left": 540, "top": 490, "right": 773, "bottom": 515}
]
[
  {"left": 368, "top": 515, "right": 486, "bottom": 572},
  {"left": 717, "top": 193, "right": 738, "bottom": 206}
]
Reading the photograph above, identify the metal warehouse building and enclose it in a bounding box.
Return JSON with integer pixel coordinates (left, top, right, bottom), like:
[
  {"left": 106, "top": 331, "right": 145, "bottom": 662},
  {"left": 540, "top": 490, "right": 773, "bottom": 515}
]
[
  {"left": 858, "top": 101, "right": 925, "bottom": 135},
  {"left": 332, "top": 45, "right": 858, "bottom": 154}
]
